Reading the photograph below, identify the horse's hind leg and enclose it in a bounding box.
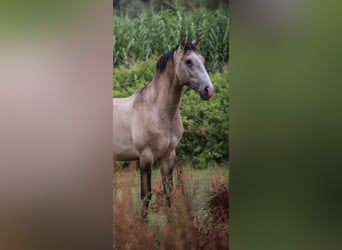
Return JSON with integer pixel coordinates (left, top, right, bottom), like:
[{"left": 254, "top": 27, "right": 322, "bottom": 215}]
[
  {"left": 139, "top": 149, "right": 153, "bottom": 220},
  {"left": 160, "top": 149, "right": 175, "bottom": 207}
]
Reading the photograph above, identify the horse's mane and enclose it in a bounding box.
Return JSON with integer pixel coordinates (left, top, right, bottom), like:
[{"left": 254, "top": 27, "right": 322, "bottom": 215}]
[
  {"left": 156, "top": 41, "right": 199, "bottom": 73},
  {"left": 134, "top": 41, "right": 199, "bottom": 105}
]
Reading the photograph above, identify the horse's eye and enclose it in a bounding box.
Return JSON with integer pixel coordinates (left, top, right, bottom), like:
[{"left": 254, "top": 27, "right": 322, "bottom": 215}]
[{"left": 185, "top": 59, "right": 193, "bottom": 67}]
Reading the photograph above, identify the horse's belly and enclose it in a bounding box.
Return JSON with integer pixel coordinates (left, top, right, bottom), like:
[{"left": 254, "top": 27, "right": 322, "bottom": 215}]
[
  {"left": 113, "top": 140, "right": 139, "bottom": 160},
  {"left": 115, "top": 148, "right": 139, "bottom": 161}
]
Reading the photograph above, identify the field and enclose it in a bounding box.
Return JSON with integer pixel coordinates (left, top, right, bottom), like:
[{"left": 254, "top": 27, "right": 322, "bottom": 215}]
[
  {"left": 113, "top": 1, "right": 229, "bottom": 248},
  {"left": 113, "top": 163, "right": 229, "bottom": 249}
]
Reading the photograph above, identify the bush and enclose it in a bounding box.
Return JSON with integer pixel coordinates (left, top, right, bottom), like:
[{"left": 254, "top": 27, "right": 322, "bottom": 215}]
[
  {"left": 179, "top": 65, "right": 229, "bottom": 168},
  {"left": 113, "top": 56, "right": 157, "bottom": 97},
  {"left": 113, "top": 60, "right": 229, "bottom": 169}
]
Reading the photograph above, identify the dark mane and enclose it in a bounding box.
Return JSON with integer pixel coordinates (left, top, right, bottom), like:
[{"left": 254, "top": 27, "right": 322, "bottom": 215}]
[
  {"left": 156, "top": 41, "right": 199, "bottom": 73},
  {"left": 134, "top": 40, "right": 200, "bottom": 107}
]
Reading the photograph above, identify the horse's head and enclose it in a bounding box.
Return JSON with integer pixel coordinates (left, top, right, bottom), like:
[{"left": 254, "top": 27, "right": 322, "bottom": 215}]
[{"left": 175, "top": 38, "right": 214, "bottom": 100}]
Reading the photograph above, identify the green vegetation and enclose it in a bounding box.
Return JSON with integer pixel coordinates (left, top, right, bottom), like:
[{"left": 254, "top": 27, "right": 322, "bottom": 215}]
[
  {"left": 113, "top": 0, "right": 229, "bottom": 17},
  {"left": 113, "top": 7, "right": 229, "bottom": 72},
  {"left": 113, "top": 2, "right": 229, "bottom": 168},
  {"left": 180, "top": 65, "right": 229, "bottom": 167}
]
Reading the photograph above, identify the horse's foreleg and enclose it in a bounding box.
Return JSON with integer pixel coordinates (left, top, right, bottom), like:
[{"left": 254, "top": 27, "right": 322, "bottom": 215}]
[
  {"left": 139, "top": 149, "right": 153, "bottom": 220},
  {"left": 160, "top": 149, "right": 175, "bottom": 207}
]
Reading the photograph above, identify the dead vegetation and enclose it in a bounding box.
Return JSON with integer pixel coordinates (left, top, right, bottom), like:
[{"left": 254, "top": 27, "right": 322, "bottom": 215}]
[{"left": 113, "top": 165, "right": 229, "bottom": 250}]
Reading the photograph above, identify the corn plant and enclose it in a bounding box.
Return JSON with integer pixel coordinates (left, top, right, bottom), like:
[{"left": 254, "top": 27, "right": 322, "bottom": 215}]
[{"left": 113, "top": 7, "right": 229, "bottom": 72}]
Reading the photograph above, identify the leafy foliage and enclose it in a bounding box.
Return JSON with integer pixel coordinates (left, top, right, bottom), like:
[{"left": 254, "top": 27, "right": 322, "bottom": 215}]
[
  {"left": 113, "top": 58, "right": 229, "bottom": 169},
  {"left": 179, "top": 65, "right": 229, "bottom": 168},
  {"left": 113, "top": 56, "right": 157, "bottom": 97}
]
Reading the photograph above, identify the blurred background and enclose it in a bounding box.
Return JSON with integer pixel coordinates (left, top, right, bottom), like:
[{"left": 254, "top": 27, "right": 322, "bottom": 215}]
[{"left": 1, "top": 0, "right": 342, "bottom": 249}]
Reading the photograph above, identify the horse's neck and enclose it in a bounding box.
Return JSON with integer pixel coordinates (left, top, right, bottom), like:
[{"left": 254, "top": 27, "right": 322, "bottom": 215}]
[{"left": 153, "top": 72, "right": 182, "bottom": 120}]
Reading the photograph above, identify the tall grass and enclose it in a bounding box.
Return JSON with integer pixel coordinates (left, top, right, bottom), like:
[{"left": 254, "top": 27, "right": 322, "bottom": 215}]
[
  {"left": 113, "top": 165, "right": 229, "bottom": 249},
  {"left": 113, "top": 7, "right": 229, "bottom": 72}
]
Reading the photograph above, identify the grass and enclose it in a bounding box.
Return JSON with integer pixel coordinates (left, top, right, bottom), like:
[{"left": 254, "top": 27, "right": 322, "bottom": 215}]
[{"left": 113, "top": 162, "right": 229, "bottom": 249}]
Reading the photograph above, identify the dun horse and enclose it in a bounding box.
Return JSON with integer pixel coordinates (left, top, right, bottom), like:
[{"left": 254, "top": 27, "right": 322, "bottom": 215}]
[{"left": 113, "top": 39, "right": 214, "bottom": 219}]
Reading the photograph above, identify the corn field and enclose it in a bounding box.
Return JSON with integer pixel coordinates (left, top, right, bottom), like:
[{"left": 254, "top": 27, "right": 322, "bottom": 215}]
[{"left": 113, "top": 7, "right": 229, "bottom": 72}]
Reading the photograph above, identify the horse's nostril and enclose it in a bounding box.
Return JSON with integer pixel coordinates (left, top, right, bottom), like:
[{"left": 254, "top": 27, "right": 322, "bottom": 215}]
[{"left": 203, "top": 85, "right": 214, "bottom": 99}]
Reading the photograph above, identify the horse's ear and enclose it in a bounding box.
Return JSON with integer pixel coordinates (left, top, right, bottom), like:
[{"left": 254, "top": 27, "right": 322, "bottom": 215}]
[
  {"left": 179, "top": 38, "right": 187, "bottom": 48},
  {"left": 192, "top": 36, "right": 200, "bottom": 47},
  {"left": 177, "top": 38, "right": 187, "bottom": 54}
]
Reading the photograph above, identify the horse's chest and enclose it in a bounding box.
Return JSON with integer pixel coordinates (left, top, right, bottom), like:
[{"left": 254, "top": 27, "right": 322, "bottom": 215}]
[
  {"left": 159, "top": 129, "right": 177, "bottom": 148},
  {"left": 150, "top": 117, "right": 181, "bottom": 153},
  {"left": 133, "top": 111, "right": 182, "bottom": 156}
]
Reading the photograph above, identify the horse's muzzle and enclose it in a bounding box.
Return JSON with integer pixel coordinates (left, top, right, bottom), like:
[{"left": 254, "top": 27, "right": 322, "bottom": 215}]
[{"left": 200, "top": 85, "right": 214, "bottom": 100}]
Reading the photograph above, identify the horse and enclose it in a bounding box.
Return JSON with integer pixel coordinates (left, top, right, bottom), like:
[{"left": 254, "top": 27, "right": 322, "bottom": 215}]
[{"left": 113, "top": 38, "right": 214, "bottom": 219}]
